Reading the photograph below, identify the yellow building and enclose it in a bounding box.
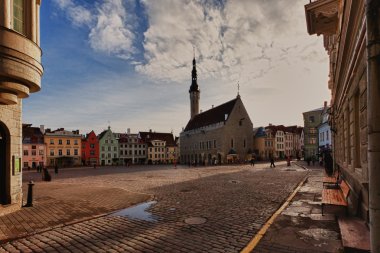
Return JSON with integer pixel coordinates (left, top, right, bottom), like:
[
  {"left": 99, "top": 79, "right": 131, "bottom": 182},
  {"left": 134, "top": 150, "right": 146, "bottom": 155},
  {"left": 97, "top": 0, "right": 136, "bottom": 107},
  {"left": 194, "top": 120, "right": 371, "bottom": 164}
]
[
  {"left": 44, "top": 128, "right": 82, "bottom": 167},
  {"left": 140, "top": 131, "right": 177, "bottom": 164},
  {"left": 1, "top": 0, "right": 43, "bottom": 210}
]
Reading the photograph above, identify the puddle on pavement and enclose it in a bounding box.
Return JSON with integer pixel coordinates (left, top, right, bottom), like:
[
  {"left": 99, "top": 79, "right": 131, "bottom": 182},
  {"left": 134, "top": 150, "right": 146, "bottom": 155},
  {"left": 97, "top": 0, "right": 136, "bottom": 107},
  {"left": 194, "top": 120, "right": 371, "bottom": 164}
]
[{"left": 110, "top": 201, "right": 158, "bottom": 222}]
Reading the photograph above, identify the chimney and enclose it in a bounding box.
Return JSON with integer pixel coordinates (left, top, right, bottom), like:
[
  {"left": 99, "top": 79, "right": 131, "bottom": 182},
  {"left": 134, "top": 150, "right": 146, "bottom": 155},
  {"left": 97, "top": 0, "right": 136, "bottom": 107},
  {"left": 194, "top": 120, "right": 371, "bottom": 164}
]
[
  {"left": 127, "top": 128, "right": 130, "bottom": 134},
  {"left": 149, "top": 129, "right": 152, "bottom": 133},
  {"left": 212, "top": 105, "right": 214, "bottom": 108},
  {"left": 40, "top": 125, "right": 45, "bottom": 134},
  {"left": 324, "top": 101, "right": 327, "bottom": 108}
]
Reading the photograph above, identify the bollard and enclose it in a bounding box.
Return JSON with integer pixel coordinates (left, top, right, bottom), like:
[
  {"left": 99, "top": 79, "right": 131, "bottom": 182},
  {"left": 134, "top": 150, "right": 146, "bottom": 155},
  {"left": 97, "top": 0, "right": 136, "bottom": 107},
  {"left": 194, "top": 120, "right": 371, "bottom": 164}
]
[{"left": 24, "top": 180, "right": 34, "bottom": 207}]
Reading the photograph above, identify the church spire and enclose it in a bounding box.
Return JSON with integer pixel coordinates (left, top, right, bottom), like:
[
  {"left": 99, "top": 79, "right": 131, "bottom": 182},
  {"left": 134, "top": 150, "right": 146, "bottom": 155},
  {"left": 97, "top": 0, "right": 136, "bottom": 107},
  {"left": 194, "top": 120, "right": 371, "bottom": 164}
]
[
  {"left": 189, "top": 54, "right": 200, "bottom": 119},
  {"left": 189, "top": 56, "right": 199, "bottom": 92}
]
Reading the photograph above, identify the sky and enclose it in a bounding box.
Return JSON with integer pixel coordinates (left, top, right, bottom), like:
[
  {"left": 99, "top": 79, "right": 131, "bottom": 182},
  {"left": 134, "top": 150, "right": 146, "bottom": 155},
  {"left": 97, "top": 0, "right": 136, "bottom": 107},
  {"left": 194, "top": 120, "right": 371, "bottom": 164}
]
[{"left": 23, "top": 0, "right": 330, "bottom": 136}]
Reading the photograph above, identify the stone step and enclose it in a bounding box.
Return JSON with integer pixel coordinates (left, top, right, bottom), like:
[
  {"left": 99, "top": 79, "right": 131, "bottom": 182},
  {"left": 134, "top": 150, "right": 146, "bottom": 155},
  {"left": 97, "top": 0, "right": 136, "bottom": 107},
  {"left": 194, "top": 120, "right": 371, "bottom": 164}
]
[{"left": 338, "top": 217, "right": 370, "bottom": 253}]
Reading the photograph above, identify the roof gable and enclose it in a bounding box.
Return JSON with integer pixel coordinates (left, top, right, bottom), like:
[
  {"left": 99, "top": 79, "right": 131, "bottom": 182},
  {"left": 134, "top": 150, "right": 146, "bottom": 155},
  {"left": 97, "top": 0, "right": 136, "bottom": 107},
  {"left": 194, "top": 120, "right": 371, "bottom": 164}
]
[{"left": 184, "top": 98, "right": 238, "bottom": 131}]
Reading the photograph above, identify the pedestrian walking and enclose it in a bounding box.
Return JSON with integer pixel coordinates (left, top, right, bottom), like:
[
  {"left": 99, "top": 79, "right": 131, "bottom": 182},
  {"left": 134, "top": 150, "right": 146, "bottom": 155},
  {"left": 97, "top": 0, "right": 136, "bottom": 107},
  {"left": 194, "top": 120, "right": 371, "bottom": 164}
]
[
  {"left": 270, "top": 157, "right": 276, "bottom": 168},
  {"left": 250, "top": 157, "right": 255, "bottom": 166}
]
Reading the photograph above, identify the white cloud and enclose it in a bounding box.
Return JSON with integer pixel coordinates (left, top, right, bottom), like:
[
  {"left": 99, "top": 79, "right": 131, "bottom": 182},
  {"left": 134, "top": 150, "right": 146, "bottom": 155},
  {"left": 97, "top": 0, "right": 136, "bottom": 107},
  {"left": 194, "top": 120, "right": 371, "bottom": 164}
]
[
  {"left": 53, "top": 0, "right": 93, "bottom": 26},
  {"left": 89, "top": 0, "right": 136, "bottom": 59},
  {"left": 53, "top": 0, "right": 136, "bottom": 59}
]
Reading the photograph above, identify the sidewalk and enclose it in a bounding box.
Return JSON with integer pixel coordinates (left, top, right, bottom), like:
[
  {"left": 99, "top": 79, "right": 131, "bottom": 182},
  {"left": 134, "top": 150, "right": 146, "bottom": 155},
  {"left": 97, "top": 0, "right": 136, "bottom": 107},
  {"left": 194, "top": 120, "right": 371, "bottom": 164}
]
[{"left": 253, "top": 162, "right": 343, "bottom": 253}]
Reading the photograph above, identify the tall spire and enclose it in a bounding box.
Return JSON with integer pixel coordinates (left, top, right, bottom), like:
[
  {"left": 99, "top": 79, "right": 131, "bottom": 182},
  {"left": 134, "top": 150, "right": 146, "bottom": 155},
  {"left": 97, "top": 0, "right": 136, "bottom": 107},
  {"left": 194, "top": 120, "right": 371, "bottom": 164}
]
[
  {"left": 189, "top": 53, "right": 199, "bottom": 93},
  {"left": 189, "top": 52, "right": 200, "bottom": 119}
]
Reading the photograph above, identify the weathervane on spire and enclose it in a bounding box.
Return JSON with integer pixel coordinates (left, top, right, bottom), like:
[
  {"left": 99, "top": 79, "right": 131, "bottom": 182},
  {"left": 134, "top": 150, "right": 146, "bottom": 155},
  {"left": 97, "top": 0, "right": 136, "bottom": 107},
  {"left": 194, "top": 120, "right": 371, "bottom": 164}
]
[{"left": 193, "top": 45, "right": 195, "bottom": 58}]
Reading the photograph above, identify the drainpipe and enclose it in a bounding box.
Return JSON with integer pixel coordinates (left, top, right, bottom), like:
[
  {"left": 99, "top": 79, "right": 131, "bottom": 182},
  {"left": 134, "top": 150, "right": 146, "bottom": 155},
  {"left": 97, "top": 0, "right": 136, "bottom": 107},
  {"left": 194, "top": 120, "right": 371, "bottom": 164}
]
[{"left": 366, "top": 0, "right": 380, "bottom": 252}]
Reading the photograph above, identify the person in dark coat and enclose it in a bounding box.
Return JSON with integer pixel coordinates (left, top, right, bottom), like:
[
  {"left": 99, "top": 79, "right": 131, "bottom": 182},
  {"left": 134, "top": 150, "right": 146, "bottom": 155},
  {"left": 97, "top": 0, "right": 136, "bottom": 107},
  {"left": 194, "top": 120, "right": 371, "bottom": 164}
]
[
  {"left": 270, "top": 156, "right": 275, "bottom": 168},
  {"left": 324, "top": 152, "right": 333, "bottom": 176}
]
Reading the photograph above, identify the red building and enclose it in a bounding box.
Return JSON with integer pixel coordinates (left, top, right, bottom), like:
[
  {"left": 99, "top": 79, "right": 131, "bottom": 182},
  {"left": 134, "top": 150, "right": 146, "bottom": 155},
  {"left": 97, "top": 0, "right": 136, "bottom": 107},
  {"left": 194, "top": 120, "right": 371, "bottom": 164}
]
[{"left": 81, "top": 131, "right": 99, "bottom": 166}]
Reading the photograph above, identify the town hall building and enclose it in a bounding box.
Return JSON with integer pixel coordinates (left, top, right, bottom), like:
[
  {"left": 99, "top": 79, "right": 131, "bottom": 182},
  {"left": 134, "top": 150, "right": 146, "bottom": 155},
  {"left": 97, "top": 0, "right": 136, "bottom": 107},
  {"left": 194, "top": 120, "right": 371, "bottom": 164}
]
[{"left": 180, "top": 58, "right": 253, "bottom": 165}]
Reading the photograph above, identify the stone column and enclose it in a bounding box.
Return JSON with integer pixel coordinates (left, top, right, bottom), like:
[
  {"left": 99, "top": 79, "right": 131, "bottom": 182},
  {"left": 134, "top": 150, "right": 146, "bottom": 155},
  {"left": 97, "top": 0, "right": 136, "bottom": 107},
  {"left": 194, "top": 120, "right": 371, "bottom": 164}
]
[
  {"left": 1, "top": 0, "right": 11, "bottom": 28},
  {"left": 36, "top": 1, "right": 40, "bottom": 45},
  {"left": 366, "top": 0, "right": 380, "bottom": 252},
  {"left": 30, "top": 0, "right": 36, "bottom": 43}
]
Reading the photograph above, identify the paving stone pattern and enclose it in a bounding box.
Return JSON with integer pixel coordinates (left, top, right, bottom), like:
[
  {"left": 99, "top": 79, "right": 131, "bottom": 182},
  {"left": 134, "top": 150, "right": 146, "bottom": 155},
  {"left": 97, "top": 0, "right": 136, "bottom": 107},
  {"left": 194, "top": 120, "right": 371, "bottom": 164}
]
[{"left": 1, "top": 164, "right": 306, "bottom": 252}]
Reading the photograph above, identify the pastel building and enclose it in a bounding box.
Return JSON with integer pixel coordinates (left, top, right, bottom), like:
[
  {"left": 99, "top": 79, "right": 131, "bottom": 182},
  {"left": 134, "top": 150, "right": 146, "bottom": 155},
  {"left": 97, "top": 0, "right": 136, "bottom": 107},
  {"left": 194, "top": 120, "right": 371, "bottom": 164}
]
[
  {"left": 139, "top": 131, "right": 177, "bottom": 164},
  {"left": 119, "top": 130, "right": 147, "bottom": 165},
  {"left": 81, "top": 131, "right": 99, "bottom": 166},
  {"left": 0, "top": 0, "right": 43, "bottom": 208},
  {"left": 98, "top": 126, "right": 119, "bottom": 166},
  {"left": 44, "top": 128, "right": 82, "bottom": 167},
  {"left": 22, "top": 124, "right": 46, "bottom": 169}
]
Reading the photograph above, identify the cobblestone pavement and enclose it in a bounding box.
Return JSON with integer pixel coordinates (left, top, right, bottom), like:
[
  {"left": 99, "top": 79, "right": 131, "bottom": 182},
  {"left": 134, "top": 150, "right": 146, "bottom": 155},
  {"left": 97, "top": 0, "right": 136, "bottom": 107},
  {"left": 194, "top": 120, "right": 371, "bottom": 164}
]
[
  {"left": 254, "top": 163, "right": 342, "bottom": 253},
  {"left": 1, "top": 163, "right": 307, "bottom": 252}
]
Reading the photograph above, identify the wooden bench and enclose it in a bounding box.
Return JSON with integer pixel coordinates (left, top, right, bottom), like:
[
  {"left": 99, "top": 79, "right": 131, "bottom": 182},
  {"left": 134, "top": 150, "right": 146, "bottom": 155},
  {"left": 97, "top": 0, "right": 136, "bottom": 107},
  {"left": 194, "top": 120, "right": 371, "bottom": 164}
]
[
  {"left": 322, "top": 179, "right": 350, "bottom": 215},
  {"left": 323, "top": 170, "right": 339, "bottom": 185}
]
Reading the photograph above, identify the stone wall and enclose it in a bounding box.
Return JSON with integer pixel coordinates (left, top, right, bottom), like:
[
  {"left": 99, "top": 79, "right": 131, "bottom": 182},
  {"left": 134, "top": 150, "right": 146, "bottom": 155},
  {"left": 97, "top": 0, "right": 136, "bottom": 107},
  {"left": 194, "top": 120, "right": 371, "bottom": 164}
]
[{"left": 0, "top": 99, "right": 22, "bottom": 207}]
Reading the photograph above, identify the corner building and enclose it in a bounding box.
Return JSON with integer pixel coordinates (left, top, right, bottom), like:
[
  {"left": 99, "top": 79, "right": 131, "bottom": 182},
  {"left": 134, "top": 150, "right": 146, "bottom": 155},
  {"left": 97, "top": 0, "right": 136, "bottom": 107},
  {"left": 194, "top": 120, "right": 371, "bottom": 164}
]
[{"left": 0, "top": 0, "right": 43, "bottom": 210}]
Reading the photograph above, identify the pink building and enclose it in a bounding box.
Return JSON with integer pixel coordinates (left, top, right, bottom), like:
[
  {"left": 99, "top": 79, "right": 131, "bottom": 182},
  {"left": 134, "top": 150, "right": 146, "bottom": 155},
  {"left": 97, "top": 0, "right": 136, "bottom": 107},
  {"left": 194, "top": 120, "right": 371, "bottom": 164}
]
[{"left": 22, "top": 124, "right": 46, "bottom": 170}]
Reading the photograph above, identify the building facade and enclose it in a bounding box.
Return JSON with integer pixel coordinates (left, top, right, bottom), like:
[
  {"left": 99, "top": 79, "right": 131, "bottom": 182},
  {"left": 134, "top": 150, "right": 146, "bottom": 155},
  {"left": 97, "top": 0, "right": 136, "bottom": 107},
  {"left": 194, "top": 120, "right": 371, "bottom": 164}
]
[
  {"left": 98, "top": 126, "right": 119, "bottom": 166},
  {"left": 139, "top": 131, "right": 177, "bottom": 164},
  {"left": 305, "top": 1, "right": 380, "bottom": 246},
  {"left": 45, "top": 129, "right": 82, "bottom": 167},
  {"left": 303, "top": 108, "right": 323, "bottom": 159},
  {"left": 318, "top": 103, "right": 332, "bottom": 153},
  {"left": 0, "top": 0, "right": 43, "bottom": 208},
  {"left": 22, "top": 124, "right": 46, "bottom": 169},
  {"left": 119, "top": 131, "right": 147, "bottom": 165},
  {"left": 81, "top": 131, "right": 99, "bottom": 166}
]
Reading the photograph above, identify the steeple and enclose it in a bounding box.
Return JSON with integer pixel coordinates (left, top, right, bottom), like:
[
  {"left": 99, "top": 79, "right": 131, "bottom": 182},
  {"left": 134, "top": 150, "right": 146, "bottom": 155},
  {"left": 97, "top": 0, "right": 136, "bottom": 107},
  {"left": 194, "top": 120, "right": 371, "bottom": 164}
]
[
  {"left": 189, "top": 57, "right": 199, "bottom": 92},
  {"left": 189, "top": 55, "right": 200, "bottom": 119}
]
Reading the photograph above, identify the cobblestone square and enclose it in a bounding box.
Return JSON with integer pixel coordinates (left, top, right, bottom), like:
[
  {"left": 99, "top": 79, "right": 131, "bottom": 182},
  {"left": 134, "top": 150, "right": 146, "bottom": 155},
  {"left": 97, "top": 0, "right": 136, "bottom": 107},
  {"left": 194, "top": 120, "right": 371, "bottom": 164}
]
[{"left": 1, "top": 162, "right": 309, "bottom": 252}]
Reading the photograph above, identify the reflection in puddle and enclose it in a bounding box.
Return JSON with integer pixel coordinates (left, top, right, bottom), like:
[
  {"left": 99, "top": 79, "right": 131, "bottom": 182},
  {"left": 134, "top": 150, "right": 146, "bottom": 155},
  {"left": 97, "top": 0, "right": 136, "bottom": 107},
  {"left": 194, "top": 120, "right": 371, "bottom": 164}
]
[{"left": 110, "top": 201, "right": 158, "bottom": 222}]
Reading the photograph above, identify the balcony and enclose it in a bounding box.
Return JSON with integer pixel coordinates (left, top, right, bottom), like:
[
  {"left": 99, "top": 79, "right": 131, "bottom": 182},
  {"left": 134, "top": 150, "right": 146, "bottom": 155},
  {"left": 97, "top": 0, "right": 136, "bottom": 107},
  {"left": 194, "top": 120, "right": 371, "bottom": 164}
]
[
  {"left": 305, "top": 0, "right": 340, "bottom": 36},
  {"left": 0, "top": 27, "right": 43, "bottom": 105}
]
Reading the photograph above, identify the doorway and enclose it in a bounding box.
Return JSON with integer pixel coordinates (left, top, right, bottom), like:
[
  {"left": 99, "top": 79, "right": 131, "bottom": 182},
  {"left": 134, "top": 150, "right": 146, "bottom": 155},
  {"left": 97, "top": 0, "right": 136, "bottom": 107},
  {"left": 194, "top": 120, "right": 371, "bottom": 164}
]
[{"left": 0, "top": 122, "right": 10, "bottom": 204}]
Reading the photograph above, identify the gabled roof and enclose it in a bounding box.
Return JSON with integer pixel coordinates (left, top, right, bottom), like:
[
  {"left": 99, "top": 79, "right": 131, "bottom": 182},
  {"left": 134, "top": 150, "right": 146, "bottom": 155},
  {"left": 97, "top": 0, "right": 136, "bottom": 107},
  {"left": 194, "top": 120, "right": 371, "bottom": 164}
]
[
  {"left": 97, "top": 130, "right": 108, "bottom": 140},
  {"left": 139, "top": 132, "right": 176, "bottom": 146},
  {"left": 184, "top": 98, "right": 238, "bottom": 131},
  {"left": 22, "top": 124, "right": 44, "bottom": 144}
]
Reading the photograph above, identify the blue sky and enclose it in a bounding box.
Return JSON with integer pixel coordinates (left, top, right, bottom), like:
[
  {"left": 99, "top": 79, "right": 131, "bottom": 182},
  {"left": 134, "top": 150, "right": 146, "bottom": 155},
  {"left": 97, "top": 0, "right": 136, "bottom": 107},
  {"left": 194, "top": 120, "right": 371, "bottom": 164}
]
[{"left": 23, "top": 0, "right": 329, "bottom": 136}]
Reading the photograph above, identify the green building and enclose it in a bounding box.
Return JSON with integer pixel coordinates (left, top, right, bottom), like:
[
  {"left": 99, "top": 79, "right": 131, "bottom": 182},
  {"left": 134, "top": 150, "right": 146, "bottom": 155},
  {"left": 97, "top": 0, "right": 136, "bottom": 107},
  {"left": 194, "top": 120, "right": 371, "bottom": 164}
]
[{"left": 98, "top": 126, "right": 119, "bottom": 166}]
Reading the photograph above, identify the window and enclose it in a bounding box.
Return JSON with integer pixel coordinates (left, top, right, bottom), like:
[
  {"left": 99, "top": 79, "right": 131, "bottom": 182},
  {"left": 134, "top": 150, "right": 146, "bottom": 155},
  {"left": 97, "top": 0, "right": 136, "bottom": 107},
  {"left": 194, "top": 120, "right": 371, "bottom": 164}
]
[
  {"left": 74, "top": 140, "right": 78, "bottom": 145},
  {"left": 214, "top": 140, "right": 216, "bottom": 148},
  {"left": 114, "top": 147, "right": 117, "bottom": 151},
  {"left": 39, "top": 150, "right": 44, "bottom": 155},
  {"left": 309, "top": 116, "right": 315, "bottom": 123},
  {"left": 102, "top": 146, "right": 105, "bottom": 151},
  {"left": 102, "top": 154, "right": 105, "bottom": 158},
  {"left": 74, "top": 149, "right": 78, "bottom": 155},
  {"left": 108, "top": 147, "right": 111, "bottom": 151},
  {"left": 32, "top": 145, "right": 36, "bottom": 149},
  {"left": 231, "top": 139, "right": 234, "bottom": 148},
  {"left": 90, "top": 144, "right": 95, "bottom": 148},
  {"left": 66, "top": 149, "right": 70, "bottom": 155},
  {"left": 50, "top": 139, "right": 54, "bottom": 144},
  {"left": 67, "top": 140, "right": 70, "bottom": 145},
  {"left": 32, "top": 150, "right": 36, "bottom": 156},
  {"left": 50, "top": 150, "right": 54, "bottom": 156},
  {"left": 59, "top": 139, "right": 62, "bottom": 145},
  {"left": 23, "top": 150, "right": 28, "bottom": 156},
  {"left": 13, "top": 0, "right": 25, "bottom": 34},
  {"left": 135, "top": 150, "right": 137, "bottom": 155},
  {"left": 23, "top": 162, "right": 28, "bottom": 168},
  {"left": 59, "top": 149, "right": 62, "bottom": 156}
]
